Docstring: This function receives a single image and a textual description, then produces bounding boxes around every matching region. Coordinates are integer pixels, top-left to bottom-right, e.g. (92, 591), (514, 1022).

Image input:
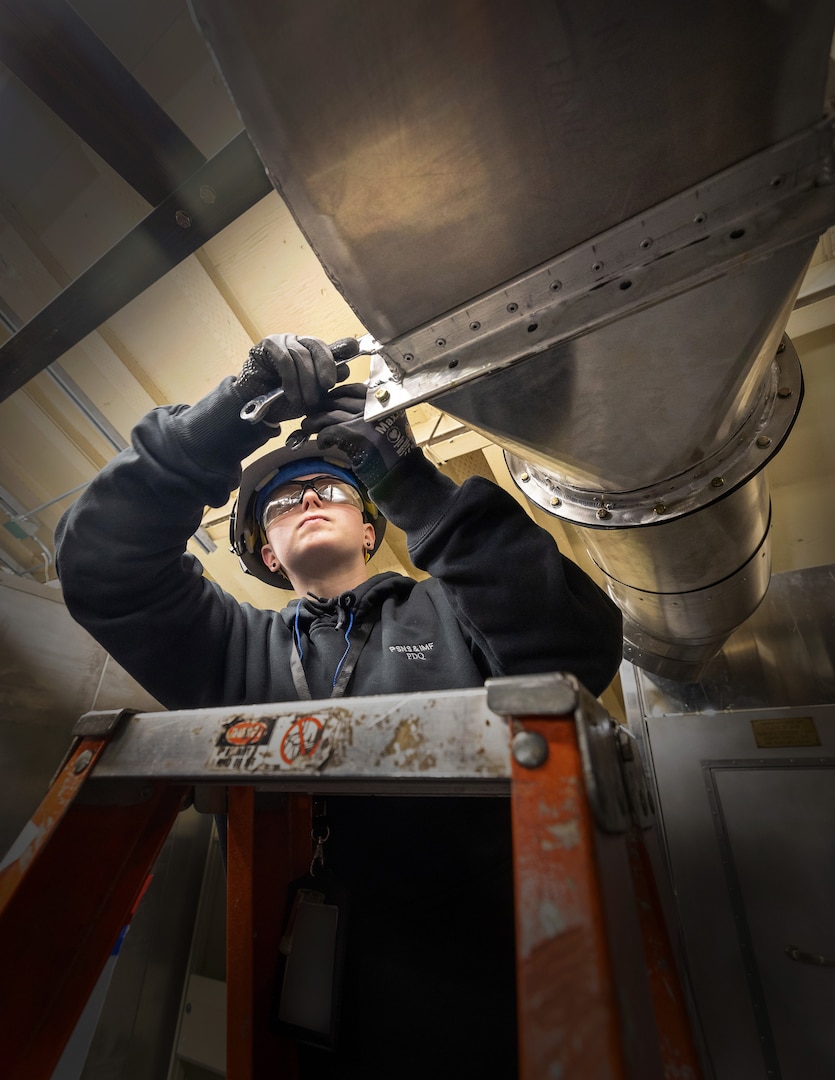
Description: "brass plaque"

(751, 716), (821, 749)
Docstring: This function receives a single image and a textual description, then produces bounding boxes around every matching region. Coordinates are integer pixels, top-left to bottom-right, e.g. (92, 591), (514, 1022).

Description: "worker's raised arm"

(296, 386), (624, 696)
(54, 336), (345, 708)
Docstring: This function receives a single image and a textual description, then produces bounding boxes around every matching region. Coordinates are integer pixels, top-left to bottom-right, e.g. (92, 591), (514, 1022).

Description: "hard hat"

(229, 442), (386, 589)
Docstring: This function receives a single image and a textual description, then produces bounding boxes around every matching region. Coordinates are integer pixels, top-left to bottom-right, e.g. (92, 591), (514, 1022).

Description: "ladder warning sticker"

(279, 716), (324, 764)
(210, 716), (277, 772)
(206, 714), (331, 772)
(222, 718), (274, 746)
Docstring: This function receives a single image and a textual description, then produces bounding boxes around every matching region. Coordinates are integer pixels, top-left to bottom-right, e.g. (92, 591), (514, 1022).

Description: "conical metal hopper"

(190, 0), (835, 679)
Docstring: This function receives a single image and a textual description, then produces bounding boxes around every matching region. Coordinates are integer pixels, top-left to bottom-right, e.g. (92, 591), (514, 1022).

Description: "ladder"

(0, 672), (705, 1079)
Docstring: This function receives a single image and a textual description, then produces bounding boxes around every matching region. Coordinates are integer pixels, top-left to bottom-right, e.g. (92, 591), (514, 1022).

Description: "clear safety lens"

(261, 476), (364, 526)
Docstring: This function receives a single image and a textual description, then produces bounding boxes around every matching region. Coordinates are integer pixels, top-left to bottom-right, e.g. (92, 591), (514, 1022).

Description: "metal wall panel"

(0, 574), (161, 855)
(630, 565), (835, 715)
(0, 575), (210, 1079)
(622, 565), (835, 1079)
(630, 707), (835, 1080)
(711, 764), (835, 1078)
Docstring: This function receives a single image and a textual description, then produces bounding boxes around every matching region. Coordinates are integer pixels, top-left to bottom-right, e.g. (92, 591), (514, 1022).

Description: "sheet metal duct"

(190, 0), (835, 680)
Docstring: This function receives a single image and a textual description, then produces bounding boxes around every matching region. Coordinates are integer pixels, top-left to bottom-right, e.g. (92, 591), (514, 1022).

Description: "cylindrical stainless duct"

(440, 300), (803, 678)
(188, 0), (833, 681)
(495, 340), (803, 681)
(582, 479), (773, 679)
(434, 243), (810, 501)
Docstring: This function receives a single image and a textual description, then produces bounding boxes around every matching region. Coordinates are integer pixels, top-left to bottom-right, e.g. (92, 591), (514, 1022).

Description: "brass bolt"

(520, 473), (530, 483)
(596, 507), (610, 520)
(710, 476), (725, 488)
(777, 386), (792, 398)
(550, 496), (561, 507)
(374, 387), (391, 404)
(756, 435), (772, 448)
(653, 502), (667, 514)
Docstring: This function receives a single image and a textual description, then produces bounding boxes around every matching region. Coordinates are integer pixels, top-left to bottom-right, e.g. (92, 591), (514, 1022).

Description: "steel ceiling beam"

(0, 0), (269, 404)
(0, 0), (205, 204)
(0, 130), (273, 402)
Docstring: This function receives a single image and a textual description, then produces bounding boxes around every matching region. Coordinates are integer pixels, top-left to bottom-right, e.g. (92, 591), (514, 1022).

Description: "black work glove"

(294, 383), (418, 489)
(233, 334), (350, 427)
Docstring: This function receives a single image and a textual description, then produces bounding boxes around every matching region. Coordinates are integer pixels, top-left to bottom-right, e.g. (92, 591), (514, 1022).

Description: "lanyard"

(289, 608), (379, 701)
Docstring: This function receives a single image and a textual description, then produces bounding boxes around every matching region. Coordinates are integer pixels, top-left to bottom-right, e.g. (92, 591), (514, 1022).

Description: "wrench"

(240, 334), (382, 424)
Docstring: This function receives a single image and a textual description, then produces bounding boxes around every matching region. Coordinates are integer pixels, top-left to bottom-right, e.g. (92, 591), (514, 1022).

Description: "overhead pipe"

(188, 0), (835, 680)
(431, 249), (810, 681)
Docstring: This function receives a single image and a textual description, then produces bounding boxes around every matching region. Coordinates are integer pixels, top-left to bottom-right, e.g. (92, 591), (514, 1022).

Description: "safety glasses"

(261, 475), (364, 526)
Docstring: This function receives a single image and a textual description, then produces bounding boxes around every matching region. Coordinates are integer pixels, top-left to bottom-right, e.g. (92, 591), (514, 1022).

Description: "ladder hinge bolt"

(512, 730), (549, 769)
(73, 750), (94, 775)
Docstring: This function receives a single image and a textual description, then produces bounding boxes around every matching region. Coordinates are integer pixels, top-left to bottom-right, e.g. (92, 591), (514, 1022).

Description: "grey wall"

(0, 573), (163, 855)
(0, 574), (213, 1078)
(622, 565), (835, 1080)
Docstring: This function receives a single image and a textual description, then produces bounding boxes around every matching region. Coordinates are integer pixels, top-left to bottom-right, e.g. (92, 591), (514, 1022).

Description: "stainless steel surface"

(361, 123), (831, 415)
(493, 326), (796, 680)
(356, 333), (384, 359)
(189, 0), (835, 675)
(627, 564), (835, 713)
(88, 686), (513, 794)
(557, 473), (771, 597)
(189, 0), (835, 339)
(451, 313), (803, 673)
(239, 383), (289, 424)
(592, 476), (773, 677)
(83, 679), (631, 799)
(486, 671), (578, 715)
(500, 334), (803, 520)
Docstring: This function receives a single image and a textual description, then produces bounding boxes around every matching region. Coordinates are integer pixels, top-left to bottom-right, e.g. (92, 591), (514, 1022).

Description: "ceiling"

(1, 0), (834, 632)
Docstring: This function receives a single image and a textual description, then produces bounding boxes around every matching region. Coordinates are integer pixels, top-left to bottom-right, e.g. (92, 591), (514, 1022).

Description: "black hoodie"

(55, 377), (623, 1078)
(55, 379), (621, 709)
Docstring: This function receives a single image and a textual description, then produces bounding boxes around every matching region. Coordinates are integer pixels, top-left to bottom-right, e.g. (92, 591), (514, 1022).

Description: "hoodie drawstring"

(332, 609), (355, 689)
(289, 595), (379, 702)
(293, 598), (305, 663)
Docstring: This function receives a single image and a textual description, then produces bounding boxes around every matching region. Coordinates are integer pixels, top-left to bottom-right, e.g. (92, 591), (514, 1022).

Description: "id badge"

(271, 872), (348, 1049)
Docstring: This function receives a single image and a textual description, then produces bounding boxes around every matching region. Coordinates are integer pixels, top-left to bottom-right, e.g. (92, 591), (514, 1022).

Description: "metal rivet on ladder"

(73, 750), (94, 774)
(511, 730), (549, 769)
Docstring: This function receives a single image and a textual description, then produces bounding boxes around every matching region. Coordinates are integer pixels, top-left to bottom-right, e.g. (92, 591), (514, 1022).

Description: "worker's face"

(260, 473), (375, 580)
